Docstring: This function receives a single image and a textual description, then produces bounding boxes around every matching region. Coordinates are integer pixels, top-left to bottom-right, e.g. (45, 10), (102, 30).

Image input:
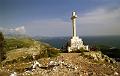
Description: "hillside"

(0, 37), (120, 76)
(0, 36), (60, 74)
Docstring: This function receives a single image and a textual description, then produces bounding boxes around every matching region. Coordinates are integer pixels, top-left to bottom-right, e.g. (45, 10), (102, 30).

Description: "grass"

(1, 37), (60, 65)
(4, 38), (34, 51)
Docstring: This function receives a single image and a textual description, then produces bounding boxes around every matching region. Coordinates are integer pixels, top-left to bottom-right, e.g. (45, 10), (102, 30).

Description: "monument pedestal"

(68, 36), (88, 52)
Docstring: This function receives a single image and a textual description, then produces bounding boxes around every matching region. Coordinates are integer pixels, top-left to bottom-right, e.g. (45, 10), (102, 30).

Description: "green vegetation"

(4, 38), (34, 51)
(1, 36), (60, 64)
(0, 32), (6, 62)
(47, 48), (60, 57)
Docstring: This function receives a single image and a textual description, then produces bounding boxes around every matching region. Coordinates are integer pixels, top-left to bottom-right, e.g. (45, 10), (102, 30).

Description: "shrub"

(0, 32), (6, 62)
(70, 48), (88, 53)
(47, 48), (59, 57)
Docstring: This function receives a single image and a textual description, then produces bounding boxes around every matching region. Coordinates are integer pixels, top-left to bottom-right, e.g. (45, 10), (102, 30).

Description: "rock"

(32, 61), (42, 69)
(82, 51), (116, 63)
(114, 71), (119, 76)
(10, 72), (17, 76)
(52, 66), (58, 71)
(48, 61), (57, 66)
(25, 61), (42, 72)
(74, 66), (78, 70)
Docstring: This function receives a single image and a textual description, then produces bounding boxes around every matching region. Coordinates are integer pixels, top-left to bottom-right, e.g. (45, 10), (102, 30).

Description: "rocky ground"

(0, 53), (120, 76)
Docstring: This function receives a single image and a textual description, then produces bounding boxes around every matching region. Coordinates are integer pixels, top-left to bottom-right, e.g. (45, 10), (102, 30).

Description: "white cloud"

(79, 8), (120, 24)
(0, 26), (26, 35)
(15, 26), (26, 34)
(25, 7), (120, 36)
(25, 19), (71, 36)
(77, 7), (120, 36)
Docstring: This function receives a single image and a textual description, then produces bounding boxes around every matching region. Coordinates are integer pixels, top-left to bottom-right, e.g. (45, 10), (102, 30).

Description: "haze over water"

(35, 36), (120, 49)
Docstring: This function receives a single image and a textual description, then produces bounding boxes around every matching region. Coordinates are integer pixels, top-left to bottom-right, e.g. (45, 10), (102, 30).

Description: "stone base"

(67, 36), (88, 52)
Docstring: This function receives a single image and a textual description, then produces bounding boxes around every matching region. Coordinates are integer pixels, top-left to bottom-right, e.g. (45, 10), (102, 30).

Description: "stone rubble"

(10, 72), (17, 76)
(82, 51), (116, 63)
(114, 71), (119, 76)
(0, 53), (120, 76)
(22, 59), (79, 76)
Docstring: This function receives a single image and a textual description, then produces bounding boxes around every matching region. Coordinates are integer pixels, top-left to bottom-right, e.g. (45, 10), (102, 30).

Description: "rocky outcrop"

(81, 51), (116, 63)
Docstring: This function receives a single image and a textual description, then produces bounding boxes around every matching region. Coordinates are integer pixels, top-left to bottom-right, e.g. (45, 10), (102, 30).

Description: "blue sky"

(0, 0), (120, 36)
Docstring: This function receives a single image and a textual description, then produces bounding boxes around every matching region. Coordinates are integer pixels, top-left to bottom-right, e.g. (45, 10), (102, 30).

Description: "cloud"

(24, 7), (120, 36)
(25, 19), (71, 36)
(77, 7), (120, 36)
(14, 26), (26, 34)
(0, 26), (26, 35)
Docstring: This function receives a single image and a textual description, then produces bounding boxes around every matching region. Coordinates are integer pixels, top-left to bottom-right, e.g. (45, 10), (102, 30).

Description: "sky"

(0, 0), (120, 37)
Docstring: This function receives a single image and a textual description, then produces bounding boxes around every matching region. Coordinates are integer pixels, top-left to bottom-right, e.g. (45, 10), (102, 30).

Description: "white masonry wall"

(68, 36), (88, 52)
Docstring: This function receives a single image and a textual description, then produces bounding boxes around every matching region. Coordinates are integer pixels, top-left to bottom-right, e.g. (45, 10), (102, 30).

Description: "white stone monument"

(67, 11), (88, 52)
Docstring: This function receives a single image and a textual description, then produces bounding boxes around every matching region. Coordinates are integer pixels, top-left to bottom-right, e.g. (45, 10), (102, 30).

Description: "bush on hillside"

(70, 48), (88, 53)
(0, 32), (6, 62)
(47, 48), (59, 57)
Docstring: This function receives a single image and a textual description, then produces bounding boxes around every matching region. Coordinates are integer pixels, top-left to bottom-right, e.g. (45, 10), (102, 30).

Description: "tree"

(0, 32), (6, 62)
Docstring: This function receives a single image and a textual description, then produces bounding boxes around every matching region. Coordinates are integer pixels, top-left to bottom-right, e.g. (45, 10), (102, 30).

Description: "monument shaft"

(71, 12), (77, 37)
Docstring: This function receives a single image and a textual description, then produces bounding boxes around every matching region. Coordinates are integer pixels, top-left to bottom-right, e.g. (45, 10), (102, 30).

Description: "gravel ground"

(0, 53), (120, 76)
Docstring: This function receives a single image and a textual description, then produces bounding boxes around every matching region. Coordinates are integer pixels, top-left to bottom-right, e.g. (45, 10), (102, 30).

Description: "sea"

(34, 36), (120, 49)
